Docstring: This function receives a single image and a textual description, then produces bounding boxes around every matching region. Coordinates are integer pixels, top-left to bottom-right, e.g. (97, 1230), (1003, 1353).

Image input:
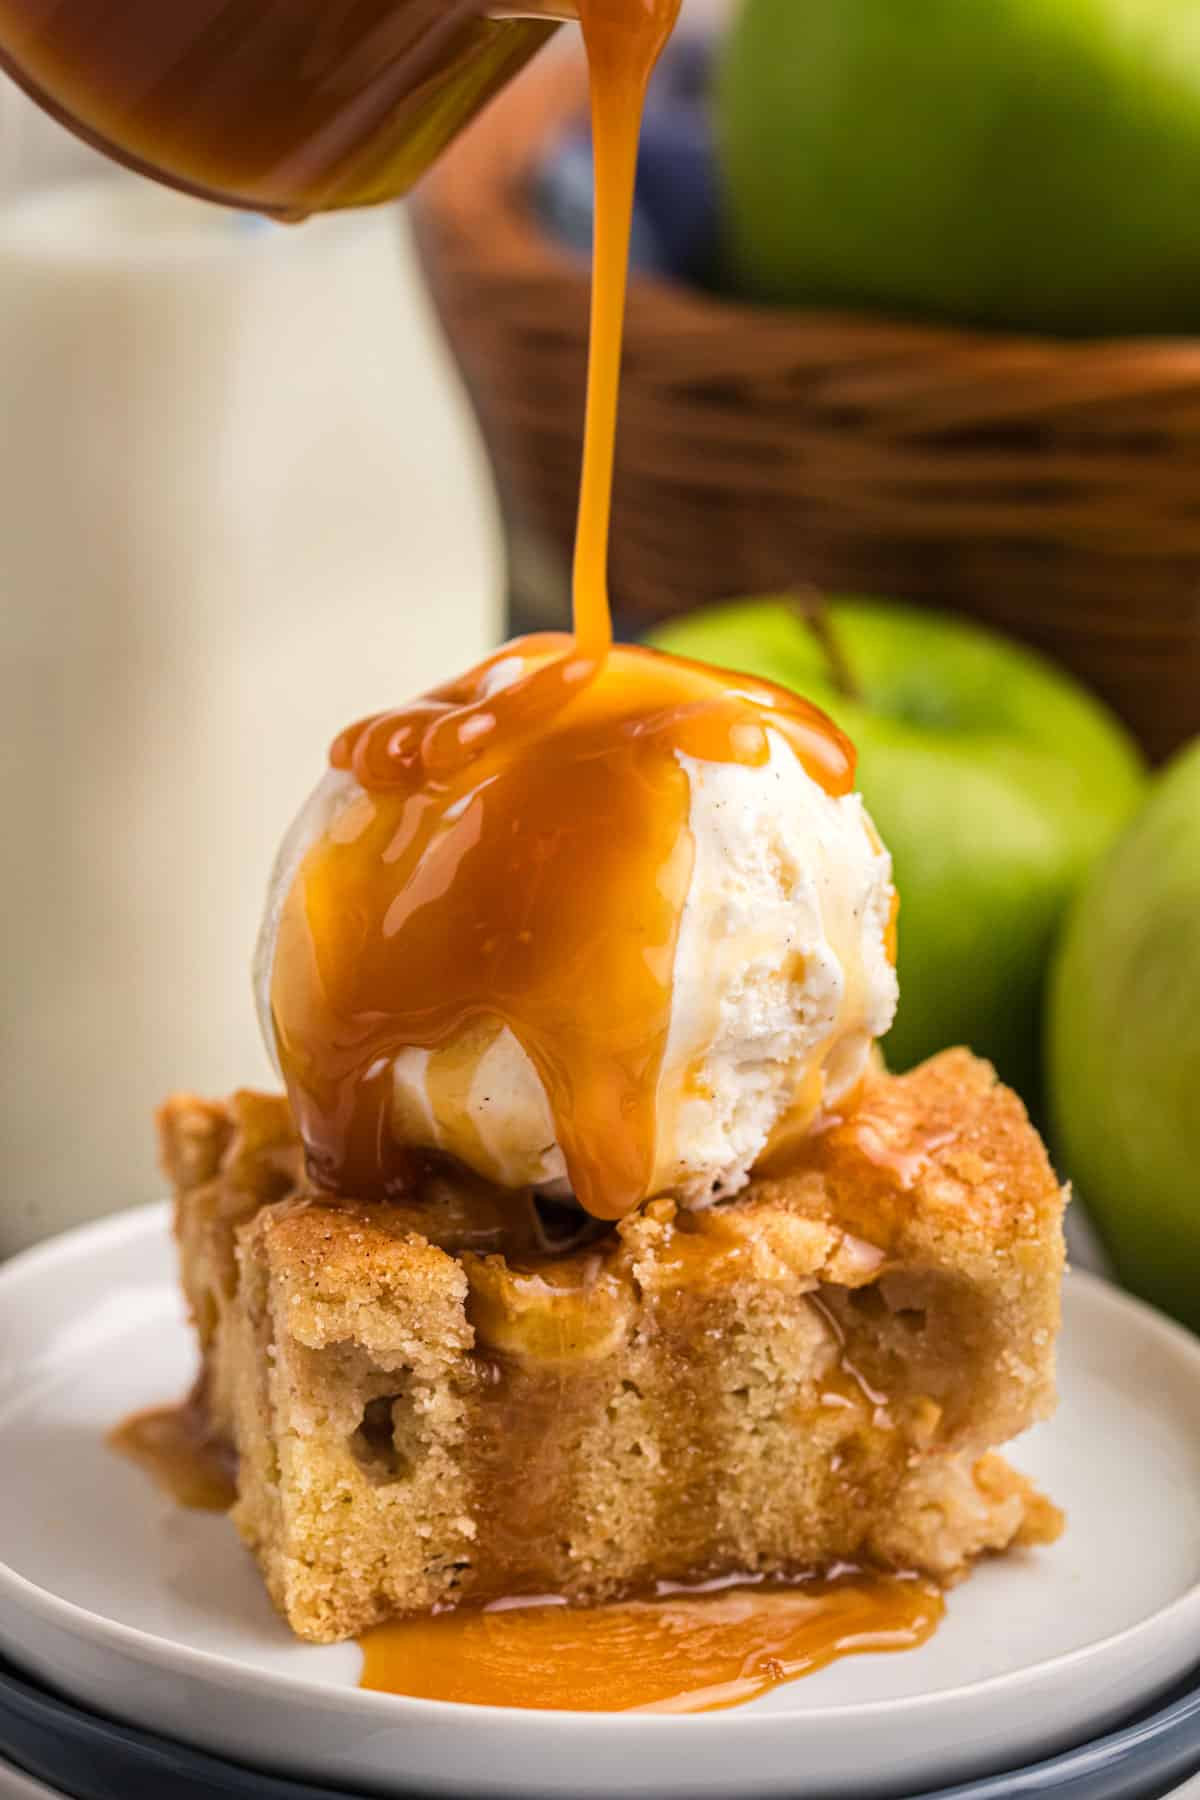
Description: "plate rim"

(2, 1641), (1200, 1800)
(2, 1200), (1199, 1735)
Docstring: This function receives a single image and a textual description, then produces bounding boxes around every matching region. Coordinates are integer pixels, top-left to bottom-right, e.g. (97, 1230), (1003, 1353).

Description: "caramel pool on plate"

(359, 1574), (944, 1712)
(108, 1399), (235, 1513)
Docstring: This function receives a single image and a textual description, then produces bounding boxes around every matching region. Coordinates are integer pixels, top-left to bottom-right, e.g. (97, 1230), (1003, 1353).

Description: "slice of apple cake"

(159, 1048), (1065, 1644)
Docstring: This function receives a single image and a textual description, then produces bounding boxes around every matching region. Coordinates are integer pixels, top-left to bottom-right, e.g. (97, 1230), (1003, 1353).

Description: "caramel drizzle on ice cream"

(272, 640), (852, 1219)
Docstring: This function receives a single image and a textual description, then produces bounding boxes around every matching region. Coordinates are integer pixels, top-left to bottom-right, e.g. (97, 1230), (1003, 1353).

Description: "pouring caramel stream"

(572, 0), (679, 656)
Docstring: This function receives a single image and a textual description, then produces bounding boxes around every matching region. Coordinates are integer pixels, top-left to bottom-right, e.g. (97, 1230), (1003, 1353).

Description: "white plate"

(0, 1205), (1198, 1800)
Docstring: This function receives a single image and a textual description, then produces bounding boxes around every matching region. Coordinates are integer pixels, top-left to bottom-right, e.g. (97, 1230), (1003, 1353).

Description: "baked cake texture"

(160, 1049), (1066, 1645)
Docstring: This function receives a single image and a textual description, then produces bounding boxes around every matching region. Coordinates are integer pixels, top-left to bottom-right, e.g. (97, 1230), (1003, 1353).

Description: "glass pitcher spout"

(0, 0), (574, 218)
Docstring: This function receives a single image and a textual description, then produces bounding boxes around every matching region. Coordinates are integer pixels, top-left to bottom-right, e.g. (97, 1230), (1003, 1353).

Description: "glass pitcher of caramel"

(0, 0), (574, 218)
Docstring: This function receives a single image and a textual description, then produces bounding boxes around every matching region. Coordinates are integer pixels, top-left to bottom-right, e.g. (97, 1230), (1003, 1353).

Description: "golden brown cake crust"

(159, 1050), (1066, 1644)
(753, 1047), (1066, 1257)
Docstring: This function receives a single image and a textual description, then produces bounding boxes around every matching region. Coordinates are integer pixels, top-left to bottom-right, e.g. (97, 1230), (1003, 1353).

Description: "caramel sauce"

(359, 1574), (944, 1712)
(572, 0), (678, 658)
(272, 639), (853, 1219)
(109, 1398), (235, 1512)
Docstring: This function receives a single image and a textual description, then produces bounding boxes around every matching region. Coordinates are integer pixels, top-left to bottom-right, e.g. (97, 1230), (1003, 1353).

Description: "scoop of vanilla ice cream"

(255, 728), (898, 1210)
(654, 733), (896, 1204)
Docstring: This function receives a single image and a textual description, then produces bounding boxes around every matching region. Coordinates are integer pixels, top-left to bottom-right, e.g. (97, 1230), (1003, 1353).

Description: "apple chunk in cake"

(160, 1049), (1065, 1645)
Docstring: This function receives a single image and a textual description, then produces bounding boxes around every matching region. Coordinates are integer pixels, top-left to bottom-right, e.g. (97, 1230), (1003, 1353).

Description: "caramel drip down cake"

(160, 1048), (1065, 1645)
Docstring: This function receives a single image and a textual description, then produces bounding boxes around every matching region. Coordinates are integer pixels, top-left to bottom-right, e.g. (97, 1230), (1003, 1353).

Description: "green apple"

(719, 0), (1200, 335)
(1048, 742), (1200, 1329)
(649, 596), (1146, 1099)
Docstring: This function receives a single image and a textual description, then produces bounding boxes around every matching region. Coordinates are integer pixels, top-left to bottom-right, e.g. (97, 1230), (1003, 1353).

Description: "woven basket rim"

(420, 48), (1200, 373)
(414, 49), (1200, 763)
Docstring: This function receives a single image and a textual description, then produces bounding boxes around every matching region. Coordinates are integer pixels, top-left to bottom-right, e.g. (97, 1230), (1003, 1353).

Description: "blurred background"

(0, 0), (1195, 1331)
(0, 82), (506, 1250)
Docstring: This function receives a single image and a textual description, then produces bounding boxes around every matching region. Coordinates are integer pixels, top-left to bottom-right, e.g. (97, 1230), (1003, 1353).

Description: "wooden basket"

(414, 54), (1200, 762)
